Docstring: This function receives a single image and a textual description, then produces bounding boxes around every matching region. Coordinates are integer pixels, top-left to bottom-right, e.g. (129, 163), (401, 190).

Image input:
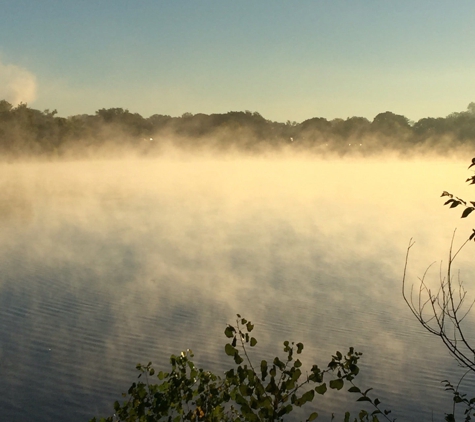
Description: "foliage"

(443, 376), (475, 422)
(441, 158), (475, 239)
(90, 315), (393, 422)
(4, 99), (475, 158)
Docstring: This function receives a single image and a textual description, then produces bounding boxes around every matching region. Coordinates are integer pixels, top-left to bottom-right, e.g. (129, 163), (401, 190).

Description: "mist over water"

(1, 154), (475, 421)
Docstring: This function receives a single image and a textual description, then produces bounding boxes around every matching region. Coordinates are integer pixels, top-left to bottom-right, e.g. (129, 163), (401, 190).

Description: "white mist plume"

(0, 59), (37, 105)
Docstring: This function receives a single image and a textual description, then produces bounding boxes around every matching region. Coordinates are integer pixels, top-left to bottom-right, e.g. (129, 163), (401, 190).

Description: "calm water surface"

(1, 156), (475, 421)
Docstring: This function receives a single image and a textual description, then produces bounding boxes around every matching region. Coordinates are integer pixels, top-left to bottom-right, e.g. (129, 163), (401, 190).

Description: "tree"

(91, 315), (393, 422)
(412, 117), (448, 139)
(0, 99), (13, 113)
(371, 112), (410, 136)
(402, 158), (475, 421)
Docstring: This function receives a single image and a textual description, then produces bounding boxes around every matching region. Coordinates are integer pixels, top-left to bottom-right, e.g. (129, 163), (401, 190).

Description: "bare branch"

(402, 235), (475, 372)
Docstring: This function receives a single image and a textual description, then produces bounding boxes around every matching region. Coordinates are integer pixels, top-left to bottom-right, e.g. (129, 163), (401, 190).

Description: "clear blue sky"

(1, 1), (474, 122)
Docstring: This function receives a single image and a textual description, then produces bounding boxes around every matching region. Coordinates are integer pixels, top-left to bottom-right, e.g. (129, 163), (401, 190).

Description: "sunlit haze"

(3, 3), (475, 421)
(2, 1), (475, 121)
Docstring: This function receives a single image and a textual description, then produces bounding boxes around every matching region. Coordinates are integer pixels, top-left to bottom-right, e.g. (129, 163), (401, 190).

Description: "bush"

(90, 315), (392, 422)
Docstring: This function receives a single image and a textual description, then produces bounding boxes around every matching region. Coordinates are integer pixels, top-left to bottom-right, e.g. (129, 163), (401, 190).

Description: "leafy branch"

(91, 315), (393, 421)
(441, 157), (475, 239)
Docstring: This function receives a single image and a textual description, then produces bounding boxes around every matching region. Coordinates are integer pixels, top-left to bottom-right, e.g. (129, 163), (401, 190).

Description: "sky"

(1, 1), (475, 123)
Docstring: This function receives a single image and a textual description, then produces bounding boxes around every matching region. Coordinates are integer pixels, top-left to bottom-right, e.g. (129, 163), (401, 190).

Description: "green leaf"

(273, 357), (285, 370)
(300, 389), (315, 405)
(239, 383), (252, 397)
(250, 337), (257, 347)
(260, 360), (268, 380)
(358, 410), (368, 419)
(225, 344), (236, 356)
(225, 326), (235, 338)
(315, 383), (327, 395)
(297, 343), (304, 354)
(270, 366), (277, 377)
(307, 412), (318, 421)
(278, 404), (293, 417)
(285, 379), (296, 390)
(235, 394), (247, 406)
(246, 322), (254, 332)
(329, 379), (344, 390)
(348, 386), (361, 393)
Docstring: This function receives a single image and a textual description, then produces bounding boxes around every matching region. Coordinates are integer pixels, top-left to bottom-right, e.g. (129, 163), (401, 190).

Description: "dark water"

(1, 157), (475, 421)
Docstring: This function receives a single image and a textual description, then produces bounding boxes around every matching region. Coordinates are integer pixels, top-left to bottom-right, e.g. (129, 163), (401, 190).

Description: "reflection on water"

(1, 156), (475, 421)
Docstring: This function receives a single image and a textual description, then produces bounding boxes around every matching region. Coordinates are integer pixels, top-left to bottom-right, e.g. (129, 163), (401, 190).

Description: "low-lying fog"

(1, 154), (474, 421)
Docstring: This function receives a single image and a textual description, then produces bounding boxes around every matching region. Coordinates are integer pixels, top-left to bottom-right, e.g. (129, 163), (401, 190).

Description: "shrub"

(91, 315), (392, 422)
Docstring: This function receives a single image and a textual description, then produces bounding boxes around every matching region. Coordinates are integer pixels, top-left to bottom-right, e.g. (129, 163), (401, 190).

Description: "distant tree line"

(2, 99), (475, 158)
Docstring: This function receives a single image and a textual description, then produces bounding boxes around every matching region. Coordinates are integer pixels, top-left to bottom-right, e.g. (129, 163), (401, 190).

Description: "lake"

(1, 154), (475, 421)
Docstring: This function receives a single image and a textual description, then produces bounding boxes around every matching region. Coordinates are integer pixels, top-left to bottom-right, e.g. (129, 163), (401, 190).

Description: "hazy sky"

(1, 1), (475, 122)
